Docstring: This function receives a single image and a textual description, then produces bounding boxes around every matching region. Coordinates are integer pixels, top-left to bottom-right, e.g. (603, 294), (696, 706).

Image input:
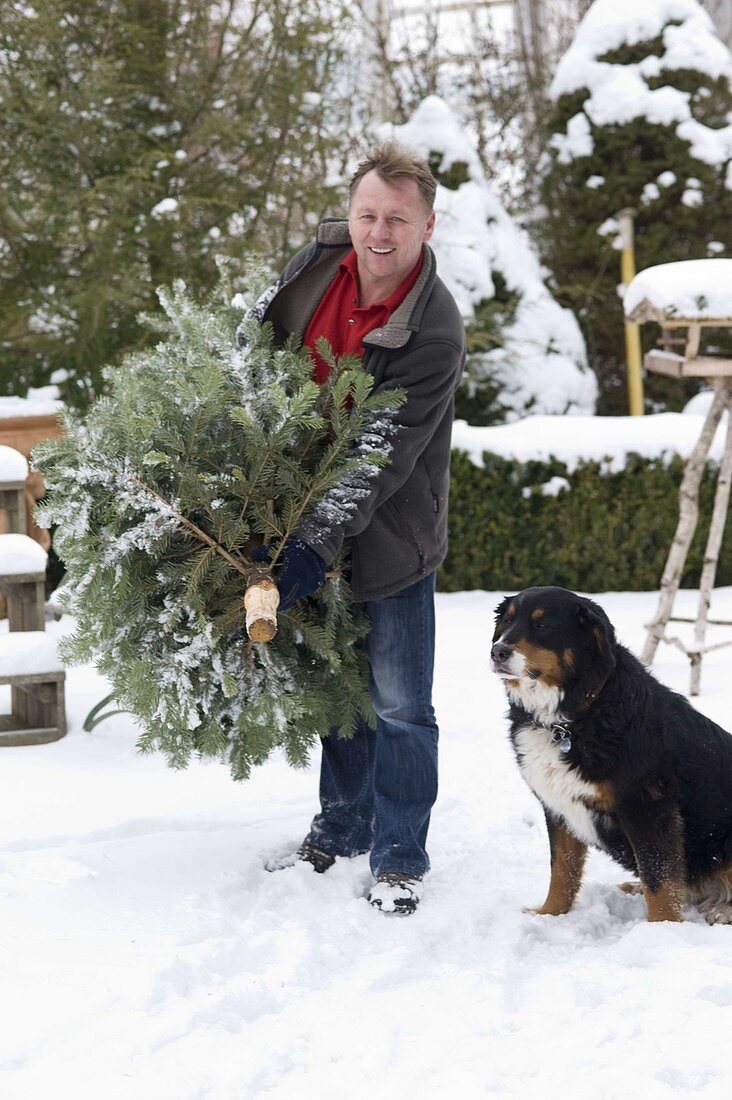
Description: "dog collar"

(549, 722), (573, 754)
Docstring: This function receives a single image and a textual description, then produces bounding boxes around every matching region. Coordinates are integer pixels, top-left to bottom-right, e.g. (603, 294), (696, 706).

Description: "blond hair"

(349, 142), (437, 211)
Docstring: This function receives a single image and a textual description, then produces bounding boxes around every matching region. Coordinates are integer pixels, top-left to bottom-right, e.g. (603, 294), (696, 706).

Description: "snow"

(452, 408), (728, 472)
(380, 96), (597, 420)
(2, 591), (732, 1097)
(150, 198), (180, 218)
(550, 0), (732, 177)
(0, 387), (63, 419)
(0, 445), (28, 482)
(681, 187), (705, 207)
(624, 259), (732, 320)
(0, 533), (47, 575)
(549, 110), (594, 163)
(641, 181), (661, 203)
(0, 631), (62, 677)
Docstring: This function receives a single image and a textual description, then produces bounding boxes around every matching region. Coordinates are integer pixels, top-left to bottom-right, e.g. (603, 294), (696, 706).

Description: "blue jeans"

(305, 572), (438, 879)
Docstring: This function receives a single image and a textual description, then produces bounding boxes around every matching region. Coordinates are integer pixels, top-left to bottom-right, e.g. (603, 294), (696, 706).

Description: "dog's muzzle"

(491, 640), (524, 678)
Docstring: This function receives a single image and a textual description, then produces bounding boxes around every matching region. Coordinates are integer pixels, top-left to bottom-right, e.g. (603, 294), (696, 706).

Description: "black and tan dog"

(491, 586), (732, 924)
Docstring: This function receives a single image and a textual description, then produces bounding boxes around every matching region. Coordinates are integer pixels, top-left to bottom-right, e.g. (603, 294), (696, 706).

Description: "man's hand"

(249, 537), (326, 611)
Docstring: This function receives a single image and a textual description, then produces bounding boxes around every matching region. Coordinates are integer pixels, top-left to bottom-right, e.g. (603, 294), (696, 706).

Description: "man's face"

(348, 170), (435, 299)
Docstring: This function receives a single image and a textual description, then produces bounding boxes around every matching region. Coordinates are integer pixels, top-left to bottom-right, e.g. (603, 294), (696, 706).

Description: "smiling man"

(248, 143), (465, 915)
(348, 169), (435, 304)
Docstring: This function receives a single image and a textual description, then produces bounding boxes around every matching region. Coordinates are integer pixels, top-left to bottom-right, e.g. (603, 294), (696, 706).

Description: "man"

(250, 142), (465, 914)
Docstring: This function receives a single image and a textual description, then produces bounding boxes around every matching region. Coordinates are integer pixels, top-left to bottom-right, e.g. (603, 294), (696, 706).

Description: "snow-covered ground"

(2, 588), (732, 1099)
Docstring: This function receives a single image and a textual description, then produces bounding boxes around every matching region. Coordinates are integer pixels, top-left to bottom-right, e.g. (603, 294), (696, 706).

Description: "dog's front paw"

(616, 880), (642, 895)
(702, 903), (732, 926)
(522, 904), (568, 917)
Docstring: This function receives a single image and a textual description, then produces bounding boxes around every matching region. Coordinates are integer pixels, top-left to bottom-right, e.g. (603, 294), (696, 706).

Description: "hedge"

(440, 449), (732, 593)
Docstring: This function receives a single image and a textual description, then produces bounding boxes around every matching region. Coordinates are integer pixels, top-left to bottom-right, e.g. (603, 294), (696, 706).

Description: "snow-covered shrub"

(380, 96), (597, 424)
(541, 0), (732, 414)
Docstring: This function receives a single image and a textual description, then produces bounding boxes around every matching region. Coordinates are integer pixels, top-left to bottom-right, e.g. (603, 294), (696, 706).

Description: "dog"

(491, 586), (732, 924)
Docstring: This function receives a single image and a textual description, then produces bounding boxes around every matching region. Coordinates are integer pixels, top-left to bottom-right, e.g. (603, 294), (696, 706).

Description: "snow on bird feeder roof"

(0, 533), (48, 575)
(624, 259), (732, 324)
(0, 445), (29, 482)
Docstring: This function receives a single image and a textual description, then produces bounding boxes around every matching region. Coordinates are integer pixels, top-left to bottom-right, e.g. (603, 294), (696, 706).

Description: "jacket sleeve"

(299, 334), (464, 565)
(235, 244), (314, 344)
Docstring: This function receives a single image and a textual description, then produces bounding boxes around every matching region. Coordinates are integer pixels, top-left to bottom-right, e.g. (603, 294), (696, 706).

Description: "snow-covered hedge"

(443, 408), (732, 592)
(451, 405), (729, 472)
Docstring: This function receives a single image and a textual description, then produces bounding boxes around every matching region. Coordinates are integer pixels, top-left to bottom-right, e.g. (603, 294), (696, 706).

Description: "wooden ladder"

(640, 329), (732, 694)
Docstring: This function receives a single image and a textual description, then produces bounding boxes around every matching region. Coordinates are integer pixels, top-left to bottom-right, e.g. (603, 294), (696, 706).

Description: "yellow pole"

(617, 207), (644, 415)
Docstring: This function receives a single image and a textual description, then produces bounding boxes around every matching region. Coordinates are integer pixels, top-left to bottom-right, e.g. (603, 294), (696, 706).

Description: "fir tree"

(34, 269), (404, 781)
(541, 0), (732, 414)
(0, 0), (352, 407)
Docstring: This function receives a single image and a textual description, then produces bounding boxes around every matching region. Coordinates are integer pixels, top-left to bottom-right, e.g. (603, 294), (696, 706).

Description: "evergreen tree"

(34, 270), (404, 781)
(382, 96), (595, 424)
(541, 0), (732, 414)
(0, 0), (351, 408)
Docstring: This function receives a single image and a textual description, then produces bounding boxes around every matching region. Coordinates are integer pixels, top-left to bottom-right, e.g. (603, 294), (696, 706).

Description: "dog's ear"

(564, 598), (617, 717)
(576, 598), (616, 651)
(493, 595), (514, 641)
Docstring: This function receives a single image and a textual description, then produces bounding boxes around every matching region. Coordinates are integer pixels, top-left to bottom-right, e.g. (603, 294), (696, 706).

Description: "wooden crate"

(0, 672), (66, 746)
(0, 533), (48, 630)
(0, 632), (66, 745)
(0, 481), (26, 535)
(0, 412), (63, 548)
(0, 573), (46, 632)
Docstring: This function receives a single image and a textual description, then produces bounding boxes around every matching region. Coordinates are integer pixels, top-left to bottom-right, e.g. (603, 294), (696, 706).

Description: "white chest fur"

(514, 723), (602, 846)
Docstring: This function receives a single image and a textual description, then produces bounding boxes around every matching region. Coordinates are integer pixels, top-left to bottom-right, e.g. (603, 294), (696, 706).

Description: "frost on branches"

(34, 276), (404, 781)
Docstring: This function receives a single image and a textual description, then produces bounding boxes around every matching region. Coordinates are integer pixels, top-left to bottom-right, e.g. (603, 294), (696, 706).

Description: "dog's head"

(492, 587), (616, 717)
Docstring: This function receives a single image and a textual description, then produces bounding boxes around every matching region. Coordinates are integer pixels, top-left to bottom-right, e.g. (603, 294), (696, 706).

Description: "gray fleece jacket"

(259, 218), (465, 602)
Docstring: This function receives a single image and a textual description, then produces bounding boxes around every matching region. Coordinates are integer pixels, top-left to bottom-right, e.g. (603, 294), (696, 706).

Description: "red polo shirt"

(304, 249), (423, 383)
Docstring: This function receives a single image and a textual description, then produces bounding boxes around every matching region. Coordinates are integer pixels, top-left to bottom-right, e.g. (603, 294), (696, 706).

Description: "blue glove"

(249, 537), (326, 611)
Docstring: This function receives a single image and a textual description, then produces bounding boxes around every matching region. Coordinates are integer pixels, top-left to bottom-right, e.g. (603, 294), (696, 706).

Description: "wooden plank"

(0, 712), (66, 746)
(652, 317), (732, 328)
(644, 350), (684, 377)
(0, 671), (64, 687)
(0, 571), (46, 584)
(0, 675), (67, 745)
(2, 578), (46, 631)
(626, 299), (732, 326)
(645, 350), (732, 378)
(686, 323), (701, 360)
(674, 361), (732, 378)
(0, 486), (27, 535)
